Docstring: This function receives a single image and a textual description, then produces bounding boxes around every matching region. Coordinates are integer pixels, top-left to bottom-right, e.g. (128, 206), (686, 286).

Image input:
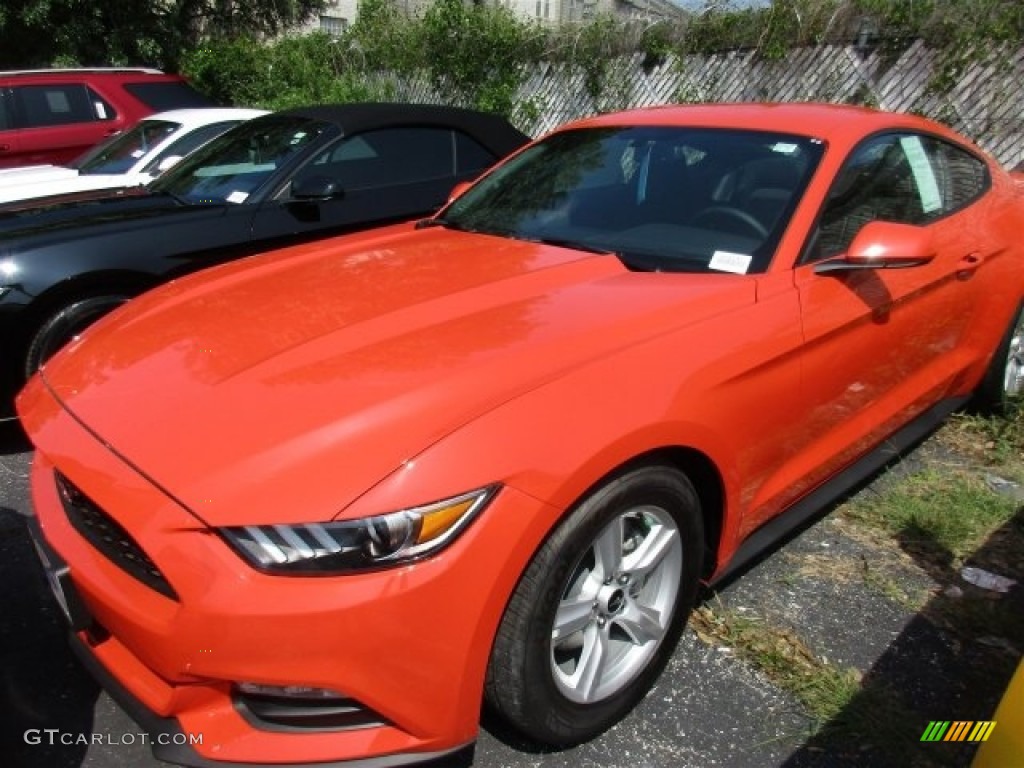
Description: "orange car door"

(787, 132), (993, 498)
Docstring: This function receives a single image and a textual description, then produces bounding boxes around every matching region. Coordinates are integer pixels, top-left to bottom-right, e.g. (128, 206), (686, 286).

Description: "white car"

(0, 107), (267, 204)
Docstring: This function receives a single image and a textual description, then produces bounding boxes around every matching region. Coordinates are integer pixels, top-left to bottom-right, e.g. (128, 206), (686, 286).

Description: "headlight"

(219, 485), (498, 574)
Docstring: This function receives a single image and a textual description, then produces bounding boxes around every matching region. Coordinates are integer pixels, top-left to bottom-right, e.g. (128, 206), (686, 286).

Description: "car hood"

(0, 173), (145, 205)
(39, 227), (756, 526)
(0, 188), (187, 233)
(0, 164), (76, 187)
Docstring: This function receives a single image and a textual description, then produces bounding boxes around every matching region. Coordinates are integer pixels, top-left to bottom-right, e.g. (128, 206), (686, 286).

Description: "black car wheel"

(485, 464), (704, 747)
(25, 295), (129, 378)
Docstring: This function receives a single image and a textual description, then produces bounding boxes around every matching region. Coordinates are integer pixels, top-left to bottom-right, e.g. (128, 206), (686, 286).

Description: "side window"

(291, 127), (457, 195)
(142, 120), (241, 174)
(920, 136), (989, 212)
(0, 89), (11, 130)
(13, 84), (100, 128)
(806, 132), (990, 262)
(85, 87), (117, 122)
(454, 131), (498, 174)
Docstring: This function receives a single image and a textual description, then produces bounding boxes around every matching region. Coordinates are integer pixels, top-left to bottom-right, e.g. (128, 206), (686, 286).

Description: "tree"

(0, 0), (326, 71)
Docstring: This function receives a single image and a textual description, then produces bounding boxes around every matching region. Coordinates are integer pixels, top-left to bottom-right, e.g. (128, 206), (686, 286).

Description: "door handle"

(956, 252), (985, 279)
(0, 144), (10, 151)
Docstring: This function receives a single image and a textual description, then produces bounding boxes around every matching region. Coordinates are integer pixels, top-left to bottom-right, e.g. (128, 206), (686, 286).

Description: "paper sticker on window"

(226, 190), (249, 204)
(94, 101), (107, 119)
(709, 250), (752, 274)
(771, 142), (799, 155)
(45, 90), (71, 114)
(900, 136), (942, 214)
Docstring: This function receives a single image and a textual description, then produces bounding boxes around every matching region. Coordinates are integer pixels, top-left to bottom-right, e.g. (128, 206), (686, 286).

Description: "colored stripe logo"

(920, 721), (996, 742)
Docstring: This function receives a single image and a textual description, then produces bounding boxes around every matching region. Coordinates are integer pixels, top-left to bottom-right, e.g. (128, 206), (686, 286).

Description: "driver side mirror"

(814, 220), (935, 274)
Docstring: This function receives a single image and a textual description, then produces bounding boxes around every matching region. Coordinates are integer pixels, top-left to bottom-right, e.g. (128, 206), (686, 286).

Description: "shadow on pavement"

(781, 508), (1024, 768)
(0, 507), (100, 768)
(0, 419), (29, 456)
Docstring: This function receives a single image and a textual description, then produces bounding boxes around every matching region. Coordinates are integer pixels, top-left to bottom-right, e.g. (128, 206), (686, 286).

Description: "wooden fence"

(371, 40), (1024, 167)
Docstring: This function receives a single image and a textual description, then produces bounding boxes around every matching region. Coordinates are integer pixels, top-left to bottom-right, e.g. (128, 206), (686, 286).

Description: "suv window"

(805, 132), (991, 262)
(122, 82), (213, 111)
(14, 83), (113, 128)
(0, 90), (11, 130)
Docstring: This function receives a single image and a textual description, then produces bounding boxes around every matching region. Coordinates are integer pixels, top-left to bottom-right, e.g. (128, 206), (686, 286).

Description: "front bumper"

(30, 516), (470, 768)
(20, 380), (557, 766)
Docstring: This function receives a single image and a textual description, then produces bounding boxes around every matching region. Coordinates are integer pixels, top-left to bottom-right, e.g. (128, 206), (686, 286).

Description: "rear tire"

(24, 295), (128, 378)
(485, 465), (703, 747)
(972, 301), (1024, 416)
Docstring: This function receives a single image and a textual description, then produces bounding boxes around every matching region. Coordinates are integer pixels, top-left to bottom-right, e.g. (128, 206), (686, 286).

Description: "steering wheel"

(690, 206), (768, 239)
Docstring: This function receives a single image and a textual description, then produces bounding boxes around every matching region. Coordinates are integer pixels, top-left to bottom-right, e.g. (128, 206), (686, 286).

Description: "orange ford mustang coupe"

(18, 103), (1024, 767)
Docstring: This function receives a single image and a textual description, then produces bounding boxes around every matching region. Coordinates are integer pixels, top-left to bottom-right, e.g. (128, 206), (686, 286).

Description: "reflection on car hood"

(0, 188), (181, 235)
(0, 164), (77, 188)
(0, 173), (149, 206)
(40, 227), (756, 526)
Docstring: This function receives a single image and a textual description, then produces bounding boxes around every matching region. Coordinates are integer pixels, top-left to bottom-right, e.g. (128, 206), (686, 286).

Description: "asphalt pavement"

(1, 420), (1013, 768)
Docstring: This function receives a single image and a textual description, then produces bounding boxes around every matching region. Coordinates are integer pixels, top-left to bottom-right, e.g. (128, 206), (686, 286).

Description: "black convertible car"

(0, 103), (529, 417)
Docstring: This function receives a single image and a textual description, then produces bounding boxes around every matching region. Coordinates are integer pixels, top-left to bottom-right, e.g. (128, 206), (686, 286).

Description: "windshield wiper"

(415, 216), (455, 230)
(415, 216), (486, 234)
(520, 235), (619, 257)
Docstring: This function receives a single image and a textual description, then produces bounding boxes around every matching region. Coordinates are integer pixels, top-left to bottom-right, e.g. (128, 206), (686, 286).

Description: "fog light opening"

(233, 683), (390, 732)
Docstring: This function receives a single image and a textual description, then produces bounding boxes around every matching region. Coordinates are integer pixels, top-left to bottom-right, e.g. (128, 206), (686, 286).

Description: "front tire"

(485, 465), (704, 747)
(24, 295), (128, 378)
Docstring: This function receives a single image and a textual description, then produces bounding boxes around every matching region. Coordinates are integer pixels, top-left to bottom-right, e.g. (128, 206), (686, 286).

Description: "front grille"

(233, 690), (389, 732)
(55, 471), (178, 600)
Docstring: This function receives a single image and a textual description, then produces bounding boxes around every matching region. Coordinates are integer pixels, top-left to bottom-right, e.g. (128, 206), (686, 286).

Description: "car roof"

(140, 107), (269, 126)
(566, 102), (974, 154)
(0, 67), (166, 77)
(273, 102), (530, 155)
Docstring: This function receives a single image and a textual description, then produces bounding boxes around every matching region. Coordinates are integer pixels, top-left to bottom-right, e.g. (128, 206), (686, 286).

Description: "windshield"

(442, 126), (825, 274)
(72, 120), (179, 175)
(149, 116), (332, 204)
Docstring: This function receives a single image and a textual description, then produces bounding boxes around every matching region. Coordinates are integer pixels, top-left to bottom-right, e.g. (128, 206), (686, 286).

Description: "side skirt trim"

(709, 395), (969, 589)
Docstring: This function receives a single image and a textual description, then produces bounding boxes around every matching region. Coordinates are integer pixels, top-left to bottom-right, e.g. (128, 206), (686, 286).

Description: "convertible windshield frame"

(441, 125), (825, 274)
(148, 115), (336, 205)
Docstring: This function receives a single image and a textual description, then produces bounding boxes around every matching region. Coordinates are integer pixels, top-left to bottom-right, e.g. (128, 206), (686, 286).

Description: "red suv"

(0, 68), (212, 168)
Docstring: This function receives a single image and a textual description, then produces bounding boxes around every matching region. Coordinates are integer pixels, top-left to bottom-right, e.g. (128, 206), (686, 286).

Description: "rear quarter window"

(0, 90), (11, 130)
(122, 82), (212, 111)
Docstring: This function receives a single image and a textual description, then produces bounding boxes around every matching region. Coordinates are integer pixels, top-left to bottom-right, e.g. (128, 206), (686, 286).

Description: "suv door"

(8, 83), (119, 166)
(0, 88), (22, 167)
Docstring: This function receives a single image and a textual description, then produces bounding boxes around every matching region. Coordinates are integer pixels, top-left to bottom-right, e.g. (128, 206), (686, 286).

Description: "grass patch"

(840, 468), (1018, 569)
(690, 603), (943, 763)
(787, 551), (929, 611)
(938, 410), (1024, 469)
(691, 604), (860, 725)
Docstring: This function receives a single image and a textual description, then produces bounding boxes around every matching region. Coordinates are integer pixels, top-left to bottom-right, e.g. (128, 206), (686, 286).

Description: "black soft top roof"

(275, 102), (530, 156)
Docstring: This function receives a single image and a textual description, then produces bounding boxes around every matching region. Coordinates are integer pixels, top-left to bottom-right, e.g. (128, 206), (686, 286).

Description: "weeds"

(840, 468), (1018, 568)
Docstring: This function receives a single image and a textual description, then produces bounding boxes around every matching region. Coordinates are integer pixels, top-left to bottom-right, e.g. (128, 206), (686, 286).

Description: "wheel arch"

(21, 269), (159, 330)
(13, 269), (160, 382)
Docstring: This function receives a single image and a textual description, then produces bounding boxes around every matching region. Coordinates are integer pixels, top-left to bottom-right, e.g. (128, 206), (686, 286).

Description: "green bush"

(178, 0), (1024, 118)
